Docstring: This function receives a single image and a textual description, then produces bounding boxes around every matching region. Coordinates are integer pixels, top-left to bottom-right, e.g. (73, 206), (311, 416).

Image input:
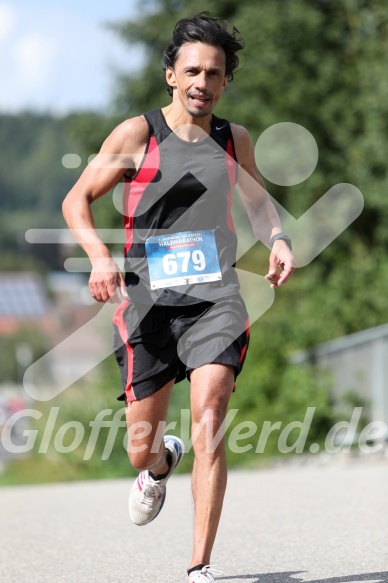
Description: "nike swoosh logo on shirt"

(216, 125), (227, 130)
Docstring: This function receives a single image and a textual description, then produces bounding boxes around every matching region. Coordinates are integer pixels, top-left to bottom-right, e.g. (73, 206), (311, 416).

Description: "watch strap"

(270, 232), (292, 251)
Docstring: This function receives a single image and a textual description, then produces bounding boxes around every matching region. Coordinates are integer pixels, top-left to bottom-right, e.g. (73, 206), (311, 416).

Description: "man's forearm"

(245, 196), (282, 247)
(62, 194), (111, 262)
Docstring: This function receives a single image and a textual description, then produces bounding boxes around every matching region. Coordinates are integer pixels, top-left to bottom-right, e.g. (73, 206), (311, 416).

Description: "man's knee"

(191, 398), (230, 456)
(127, 441), (165, 471)
(190, 366), (233, 453)
(126, 422), (166, 471)
(191, 375), (232, 425)
(192, 397), (229, 426)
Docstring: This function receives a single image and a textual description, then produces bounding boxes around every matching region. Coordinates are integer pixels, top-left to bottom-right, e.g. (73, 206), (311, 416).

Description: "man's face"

(166, 42), (228, 118)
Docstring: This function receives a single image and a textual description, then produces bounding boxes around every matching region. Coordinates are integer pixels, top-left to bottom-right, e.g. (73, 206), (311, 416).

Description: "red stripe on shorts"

(239, 317), (251, 363)
(113, 300), (136, 402)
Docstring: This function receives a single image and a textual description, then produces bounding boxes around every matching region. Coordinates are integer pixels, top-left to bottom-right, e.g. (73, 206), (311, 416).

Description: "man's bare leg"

(125, 379), (175, 474)
(188, 363), (235, 569)
(126, 378), (186, 526)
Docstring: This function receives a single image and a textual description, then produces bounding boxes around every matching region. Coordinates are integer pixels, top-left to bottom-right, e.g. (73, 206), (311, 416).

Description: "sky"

(0, 0), (145, 114)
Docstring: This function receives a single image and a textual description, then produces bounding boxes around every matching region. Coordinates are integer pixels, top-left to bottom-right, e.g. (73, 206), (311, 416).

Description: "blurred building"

(0, 271), (110, 399)
(0, 271), (111, 465)
(291, 324), (388, 435)
(46, 272), (110, 389)
(0, 272), (55, 335)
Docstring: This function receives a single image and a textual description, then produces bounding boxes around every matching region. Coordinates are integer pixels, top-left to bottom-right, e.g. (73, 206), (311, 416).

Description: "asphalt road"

(0, 461), (387, 583)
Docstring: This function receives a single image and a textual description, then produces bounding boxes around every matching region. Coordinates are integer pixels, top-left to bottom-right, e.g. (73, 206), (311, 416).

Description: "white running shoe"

(128, 435), (184, 526)
(187, 566), (223, 582)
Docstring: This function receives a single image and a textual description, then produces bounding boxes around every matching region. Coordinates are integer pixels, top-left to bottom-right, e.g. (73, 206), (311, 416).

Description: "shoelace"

(192, 565), (223, 581)
(141, 480), (164, 508)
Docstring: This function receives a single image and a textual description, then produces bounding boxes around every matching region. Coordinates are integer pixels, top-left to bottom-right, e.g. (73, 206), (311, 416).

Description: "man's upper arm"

(231, 123), (268, 210)
(65, 115), (149, 204)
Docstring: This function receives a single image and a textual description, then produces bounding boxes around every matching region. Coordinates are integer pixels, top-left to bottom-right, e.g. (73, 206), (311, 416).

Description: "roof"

(291, 322), (388, 364)
(0, 273), (52, 319)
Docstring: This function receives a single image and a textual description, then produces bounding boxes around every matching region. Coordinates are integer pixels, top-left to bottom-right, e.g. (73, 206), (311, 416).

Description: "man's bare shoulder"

(102, 115), (149, 153)
(230, 123), (254, 164)
(230, 123), (252, 145)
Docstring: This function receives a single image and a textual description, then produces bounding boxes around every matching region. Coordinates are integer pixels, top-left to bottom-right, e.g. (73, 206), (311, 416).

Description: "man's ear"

(166, 67), (177, 90)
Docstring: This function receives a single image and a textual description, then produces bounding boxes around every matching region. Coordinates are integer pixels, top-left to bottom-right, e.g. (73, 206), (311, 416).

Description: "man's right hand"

(89, 257), (128, 303)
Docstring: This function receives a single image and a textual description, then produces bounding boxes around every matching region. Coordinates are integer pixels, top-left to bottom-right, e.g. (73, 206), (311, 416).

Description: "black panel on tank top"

(136, 172), (207, 231)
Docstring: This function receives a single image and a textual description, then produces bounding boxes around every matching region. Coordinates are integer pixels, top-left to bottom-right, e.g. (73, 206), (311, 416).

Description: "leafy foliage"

(0, 113), (91, 270)
(0, 327), (49, 384)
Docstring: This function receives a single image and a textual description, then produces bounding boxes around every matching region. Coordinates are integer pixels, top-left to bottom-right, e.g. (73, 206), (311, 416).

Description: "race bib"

(145, 230), (222, 290)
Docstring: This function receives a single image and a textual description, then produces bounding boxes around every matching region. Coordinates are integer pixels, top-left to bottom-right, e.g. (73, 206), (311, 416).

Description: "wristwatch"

(270, 232), (292, 251)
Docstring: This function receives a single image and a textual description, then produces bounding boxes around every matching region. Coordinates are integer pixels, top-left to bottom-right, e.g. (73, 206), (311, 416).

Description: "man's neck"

(161, 103), (213, 142)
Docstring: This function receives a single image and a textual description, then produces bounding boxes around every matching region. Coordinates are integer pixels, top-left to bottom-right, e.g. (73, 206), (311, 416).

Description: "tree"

(0, 113), (90, 270)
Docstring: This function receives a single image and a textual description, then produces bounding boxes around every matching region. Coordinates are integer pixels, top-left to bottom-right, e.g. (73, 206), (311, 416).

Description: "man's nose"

(195, 71), (208, 90)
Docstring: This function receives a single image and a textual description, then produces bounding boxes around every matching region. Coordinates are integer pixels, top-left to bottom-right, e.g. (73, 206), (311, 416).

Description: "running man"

(62, 12), (295, 583)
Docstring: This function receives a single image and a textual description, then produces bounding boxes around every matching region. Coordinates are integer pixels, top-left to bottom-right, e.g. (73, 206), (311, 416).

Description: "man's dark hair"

(163, 12), (244, 96)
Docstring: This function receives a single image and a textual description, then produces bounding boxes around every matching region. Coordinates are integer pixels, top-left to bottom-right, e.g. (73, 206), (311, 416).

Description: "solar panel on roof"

(0, 275), (50, 318)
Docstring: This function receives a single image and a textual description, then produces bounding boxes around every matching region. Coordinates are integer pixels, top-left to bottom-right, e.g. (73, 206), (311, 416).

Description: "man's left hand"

(265, 240), (296, 288)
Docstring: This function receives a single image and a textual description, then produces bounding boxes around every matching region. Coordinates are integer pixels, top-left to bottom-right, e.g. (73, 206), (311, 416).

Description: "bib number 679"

(162, 250), (206, 275)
